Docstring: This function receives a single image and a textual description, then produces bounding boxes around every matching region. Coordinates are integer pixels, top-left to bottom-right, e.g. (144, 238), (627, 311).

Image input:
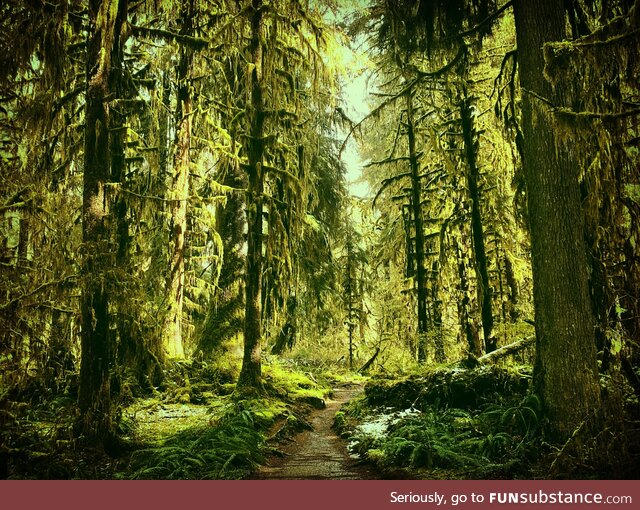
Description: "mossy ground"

(8, 357), (637, 479)
(336, 363), (640, 479)
(3, 356), (361, 479)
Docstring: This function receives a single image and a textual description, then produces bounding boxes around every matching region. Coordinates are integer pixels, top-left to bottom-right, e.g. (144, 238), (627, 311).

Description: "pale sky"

(333, 30), (375, 199)
(341, 70), (372, 198)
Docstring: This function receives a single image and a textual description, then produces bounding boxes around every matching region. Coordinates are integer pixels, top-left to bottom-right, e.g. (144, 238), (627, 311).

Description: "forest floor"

(4, 359), (639, 479)
(250, 385), (380, 480)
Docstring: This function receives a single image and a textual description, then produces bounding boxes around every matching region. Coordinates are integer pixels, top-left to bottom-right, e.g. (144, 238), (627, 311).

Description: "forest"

(0, 0), (639, 480)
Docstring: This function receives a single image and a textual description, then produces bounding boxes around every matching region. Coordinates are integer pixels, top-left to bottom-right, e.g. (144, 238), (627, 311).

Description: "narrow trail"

(251, 386), (379, 480)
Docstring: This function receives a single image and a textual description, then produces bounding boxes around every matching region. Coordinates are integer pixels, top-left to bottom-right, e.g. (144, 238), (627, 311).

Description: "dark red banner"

(2, 480), (639, 510)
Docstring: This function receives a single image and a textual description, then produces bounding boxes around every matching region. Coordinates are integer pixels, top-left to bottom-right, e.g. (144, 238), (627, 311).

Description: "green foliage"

(347, 395), (543, 477)
(342, 364), (543, 477)
(128, 410), (263, 480)
(262, 357), (330, 403)
(478, 393), (542, 439)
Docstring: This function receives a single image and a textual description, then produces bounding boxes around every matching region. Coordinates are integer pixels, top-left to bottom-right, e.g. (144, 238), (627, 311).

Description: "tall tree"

(237, 0), (267, 390)
(405, 92), (430, 362)
(513, 0), (601, 439)
(78, 0), (124, 442)
(163, 0), (196, 359)
(459, 91), (495, 352)
(234, 0), (333, 390)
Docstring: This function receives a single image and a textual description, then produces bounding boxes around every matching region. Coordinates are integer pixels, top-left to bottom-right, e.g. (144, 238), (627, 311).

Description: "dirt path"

(250, 386), (379, 480)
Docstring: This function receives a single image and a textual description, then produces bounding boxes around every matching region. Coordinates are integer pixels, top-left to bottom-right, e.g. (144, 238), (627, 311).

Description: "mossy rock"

(219, 383), (236, 395)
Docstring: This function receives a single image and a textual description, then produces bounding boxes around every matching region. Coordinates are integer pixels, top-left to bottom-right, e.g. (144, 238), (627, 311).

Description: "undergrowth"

(338, 365), (545, 478)
(3, 355), (338, 479)
(126, 409), (264, 479)
(117, 356), (335, 480)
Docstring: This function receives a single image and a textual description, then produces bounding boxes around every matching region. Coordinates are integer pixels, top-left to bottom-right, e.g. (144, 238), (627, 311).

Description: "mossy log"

(476, 335), (535, 364)
(364, 365), (531, 410)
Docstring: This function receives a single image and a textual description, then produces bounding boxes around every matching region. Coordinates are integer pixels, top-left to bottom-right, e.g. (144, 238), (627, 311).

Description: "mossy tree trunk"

(460, 93), (494, 353)
(503, 249), (519, 321)
(237, 0), (265, 391)
(78, 0), (122, 443)
(345, 227), (356, 369)
(405, 92), (429, 363)
(200, 162), (246, 353)
(163, 0), (195, 359)
(514, 0), (601, 441)
(456, 237), (482, 357)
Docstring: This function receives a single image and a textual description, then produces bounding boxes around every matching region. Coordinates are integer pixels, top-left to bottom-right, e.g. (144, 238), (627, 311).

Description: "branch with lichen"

(130, 24), (209, 49)
(522, 87), (640, 121)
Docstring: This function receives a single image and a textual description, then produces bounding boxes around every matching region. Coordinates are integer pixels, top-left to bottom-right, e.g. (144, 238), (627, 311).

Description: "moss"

(364, 365), (531, 410)
(319, 369), (368, 387)
(238, 398), (288, 430)
(366, 448), (385, 463)
(261, 357), (332, 404)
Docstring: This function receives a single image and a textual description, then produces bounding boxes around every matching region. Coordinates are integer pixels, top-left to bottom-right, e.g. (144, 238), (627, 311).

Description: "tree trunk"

(344, 228), (358, 369)
(503, 249), (519, 321)
(237, 1), (265, 391)
(200, 164), (245, 353)
(514, 0), (601, 441)
(460, 94), (494, 353)
(78, 0), (121, 443)
(456, 237), (481, 356)
(163, 0), (195, 359)
(46, 308), (74, 390)
(430, 264), (446, 362)
(406, 92), (429, 362)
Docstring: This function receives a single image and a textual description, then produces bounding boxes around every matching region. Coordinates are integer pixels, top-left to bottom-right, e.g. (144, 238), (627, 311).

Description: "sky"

(323, 2), (376, 199)
(341, 68), (373, 199)
(339, 44), (379, 199)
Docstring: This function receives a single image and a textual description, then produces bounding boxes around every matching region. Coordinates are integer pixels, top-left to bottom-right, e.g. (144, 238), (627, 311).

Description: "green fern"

(128, 410), (264, 480)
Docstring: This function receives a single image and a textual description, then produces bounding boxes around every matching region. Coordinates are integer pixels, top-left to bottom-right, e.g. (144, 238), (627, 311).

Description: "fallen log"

(477, 335), (535, 364)
(358, 347), (380, 373)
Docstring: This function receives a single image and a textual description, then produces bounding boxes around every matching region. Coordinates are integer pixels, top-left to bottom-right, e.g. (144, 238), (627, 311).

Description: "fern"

(128, 410), (265, 480)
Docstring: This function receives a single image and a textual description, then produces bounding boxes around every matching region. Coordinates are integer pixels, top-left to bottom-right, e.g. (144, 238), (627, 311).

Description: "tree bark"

(237, 0), (265, 391)
(430, 265), (446, 362)
(460, 93), (494, 353)
(406, 92), (429, 362)
(163, 0), (195, 359)
(503, 249), (519, 321)
(456, 237), (482, 356)
(514, 0), (601, 440)
(78, 0), (121, 443)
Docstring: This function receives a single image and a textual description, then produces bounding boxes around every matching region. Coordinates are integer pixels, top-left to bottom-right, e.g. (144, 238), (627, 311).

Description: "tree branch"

(340, 45), (467, 156)
(451, 1), (515, 40)
(364, 154), (421, 167)
(130, 24), (209, 49)
(0, 275), (78, 311)
(373, 172), (412, 208)
(522, 87), (640, 120)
